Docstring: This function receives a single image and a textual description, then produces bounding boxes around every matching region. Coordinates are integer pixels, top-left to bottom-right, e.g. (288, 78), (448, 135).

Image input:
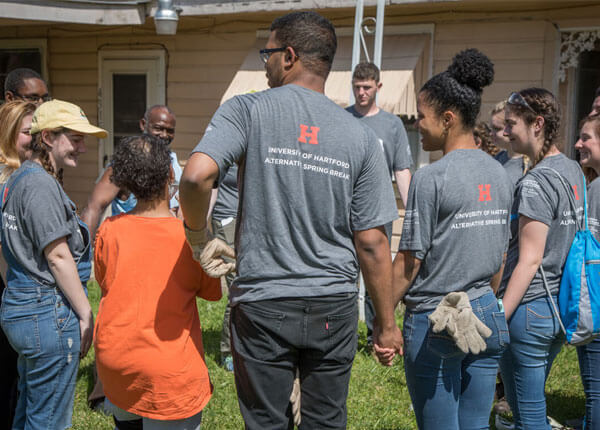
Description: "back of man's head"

(270, 11), (337, 79)
(352, 62), (380, 83)
(4, 68), (43, 96)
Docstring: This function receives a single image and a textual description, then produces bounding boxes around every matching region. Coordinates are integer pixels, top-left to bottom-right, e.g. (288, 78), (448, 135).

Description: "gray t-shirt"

(398, 149), (513, 312)
(346, 106), (413, 176)
(193, 84), (398, 304)
(2, 161), (87, 284)
(587, 178), (600, 240)
(212, 164), (239, 222)
(503, 156), (528, 190)
(498, 153), (585, 301)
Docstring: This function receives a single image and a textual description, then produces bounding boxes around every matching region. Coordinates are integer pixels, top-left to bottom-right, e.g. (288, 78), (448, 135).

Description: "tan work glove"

(184, 223), (236, 278)
(454, 304), (492, 355)
(429, 292), (492, 355)
(428, 292), (461, 335)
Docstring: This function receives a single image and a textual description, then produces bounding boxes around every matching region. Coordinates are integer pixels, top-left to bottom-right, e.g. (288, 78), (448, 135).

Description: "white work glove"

(184, 223), (236, 278)
(429, 292), (492, 355)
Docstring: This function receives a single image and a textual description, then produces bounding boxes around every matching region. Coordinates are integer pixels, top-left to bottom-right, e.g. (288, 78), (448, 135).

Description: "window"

(0, 40), (47, 101)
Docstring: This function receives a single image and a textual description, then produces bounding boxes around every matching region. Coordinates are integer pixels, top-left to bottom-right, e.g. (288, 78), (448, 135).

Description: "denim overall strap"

(69, 197), (92, 284)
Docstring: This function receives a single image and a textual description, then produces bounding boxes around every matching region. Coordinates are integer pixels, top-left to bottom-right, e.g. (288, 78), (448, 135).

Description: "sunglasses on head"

(507, 92), (536, 115)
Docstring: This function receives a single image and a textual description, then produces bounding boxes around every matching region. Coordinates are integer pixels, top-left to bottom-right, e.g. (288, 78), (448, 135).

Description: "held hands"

(184, 223), (236, 278)
(372, 319), (403, 366)
(428, 292), (492, 355)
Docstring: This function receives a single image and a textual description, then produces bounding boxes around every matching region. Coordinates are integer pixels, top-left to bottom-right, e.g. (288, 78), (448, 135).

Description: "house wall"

(1, 4), (597, 213)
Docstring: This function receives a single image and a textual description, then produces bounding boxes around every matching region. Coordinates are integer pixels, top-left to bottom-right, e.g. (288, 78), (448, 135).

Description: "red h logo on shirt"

(478, 184), (492, 201)
(298, 124), (320, 145)
(573, 185), (580, 200)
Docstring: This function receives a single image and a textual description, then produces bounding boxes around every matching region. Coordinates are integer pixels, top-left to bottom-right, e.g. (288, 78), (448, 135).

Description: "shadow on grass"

(201, 327), (223, 364)
(76, 358), (97, 403)
(547, 390), (585, 425)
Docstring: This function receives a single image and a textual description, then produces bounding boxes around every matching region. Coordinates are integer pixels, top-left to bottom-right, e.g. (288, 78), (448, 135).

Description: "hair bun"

(447, 49), (494, 92)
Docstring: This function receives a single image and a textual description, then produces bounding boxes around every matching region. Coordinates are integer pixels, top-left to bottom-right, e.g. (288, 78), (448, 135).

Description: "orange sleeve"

(196, 267), (222, 301)
(94, 227), (107, 284)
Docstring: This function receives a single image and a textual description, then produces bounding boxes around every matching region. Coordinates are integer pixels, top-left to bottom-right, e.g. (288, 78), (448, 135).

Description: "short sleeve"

(192, 95), (252, 183)
(195, 267), (222, 301)
(20, 176), (72, 254)
(350, 128), (398, 231)
(393, 120), (413, 171)
(398, 169), (438, 260)
(517, 171), (556, 226)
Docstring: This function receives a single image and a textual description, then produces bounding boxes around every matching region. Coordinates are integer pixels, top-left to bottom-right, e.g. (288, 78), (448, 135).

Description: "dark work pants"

(231, 293), (358, 430)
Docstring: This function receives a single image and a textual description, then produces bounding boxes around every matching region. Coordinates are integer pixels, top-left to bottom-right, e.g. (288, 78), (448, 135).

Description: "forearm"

(502, 260), (538, 319)
(355, 229), (395, 330)
(392, 250), (420, 307)
(47, 252), (91, 320)
(80, 205), (102, 240)
(394, 169), (411, 208)
(491, 255), (506, 294)
(180, 153), (219, 231)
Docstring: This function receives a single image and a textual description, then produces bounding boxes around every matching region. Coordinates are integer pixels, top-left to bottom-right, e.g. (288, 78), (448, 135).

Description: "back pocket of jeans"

(1, 314), (41, 356)
(526, 305), (554, 339)
(426, 331), (462, 359)
(326, 307), (358, 363)
(233, 303), (285, 361)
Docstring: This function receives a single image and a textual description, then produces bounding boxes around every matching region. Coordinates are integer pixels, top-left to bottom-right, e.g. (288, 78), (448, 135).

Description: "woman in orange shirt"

(94, 134), (221, 429)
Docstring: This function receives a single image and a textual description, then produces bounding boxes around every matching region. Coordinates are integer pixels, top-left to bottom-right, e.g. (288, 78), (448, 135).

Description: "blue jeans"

(0, 286), (80, 430)
(499, 296), (564, 430)
(403, 291), (509, 430)
(231, 293), (358, 430)
(578, 337), (600, 429)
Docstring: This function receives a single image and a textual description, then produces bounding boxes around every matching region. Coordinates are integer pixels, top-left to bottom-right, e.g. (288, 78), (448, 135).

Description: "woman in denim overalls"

(0, 100), (107, 429)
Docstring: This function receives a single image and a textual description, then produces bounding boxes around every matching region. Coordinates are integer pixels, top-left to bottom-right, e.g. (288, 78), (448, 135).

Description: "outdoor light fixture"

(154, 0), (180, 35)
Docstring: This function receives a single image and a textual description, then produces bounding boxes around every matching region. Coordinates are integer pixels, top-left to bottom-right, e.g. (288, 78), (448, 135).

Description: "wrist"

(184, 221), (207, 232)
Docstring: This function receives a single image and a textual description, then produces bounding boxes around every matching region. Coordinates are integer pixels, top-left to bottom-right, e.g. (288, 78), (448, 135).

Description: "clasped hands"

(184, 223), (236, 277)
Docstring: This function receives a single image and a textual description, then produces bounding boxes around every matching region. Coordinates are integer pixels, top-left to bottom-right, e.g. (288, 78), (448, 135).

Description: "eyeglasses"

(16, 93), (52, 103)
(259, 47), (287, 64)
(507, 92), (536, 114)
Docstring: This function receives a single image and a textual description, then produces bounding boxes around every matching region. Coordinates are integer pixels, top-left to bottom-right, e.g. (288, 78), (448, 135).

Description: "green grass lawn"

(72, 282), (585, 429)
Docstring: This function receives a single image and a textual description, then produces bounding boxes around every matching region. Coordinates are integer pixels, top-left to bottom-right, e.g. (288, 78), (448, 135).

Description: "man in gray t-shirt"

(346, 62), (412, 346)
(180, 11), (402, 429)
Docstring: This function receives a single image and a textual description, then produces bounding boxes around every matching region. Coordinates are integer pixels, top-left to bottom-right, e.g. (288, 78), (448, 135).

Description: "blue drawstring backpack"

(538, 167), (600, 346)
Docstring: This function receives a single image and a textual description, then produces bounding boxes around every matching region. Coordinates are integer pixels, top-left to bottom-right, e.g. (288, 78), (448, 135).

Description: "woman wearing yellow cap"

(0, 100), (107, 428)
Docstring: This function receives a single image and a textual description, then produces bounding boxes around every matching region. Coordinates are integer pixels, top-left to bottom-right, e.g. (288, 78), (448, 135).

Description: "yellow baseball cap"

(30, 99), (108, 138)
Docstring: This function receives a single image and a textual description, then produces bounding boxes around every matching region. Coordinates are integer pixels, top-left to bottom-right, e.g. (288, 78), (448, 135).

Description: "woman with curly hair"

(498, 89), (585, 429)
(381, 49), (513, 429)
(94, 134), (221, 430)
(0, 99), (105, 428)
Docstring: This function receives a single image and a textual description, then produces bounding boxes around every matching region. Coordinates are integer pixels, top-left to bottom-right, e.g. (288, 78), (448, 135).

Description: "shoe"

(493, 398), (511, 415)
(495, 414), (515, 430)
(222, 355), (234, 372)
(547, 416), (564, 429)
